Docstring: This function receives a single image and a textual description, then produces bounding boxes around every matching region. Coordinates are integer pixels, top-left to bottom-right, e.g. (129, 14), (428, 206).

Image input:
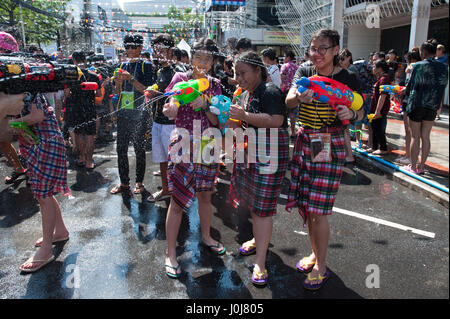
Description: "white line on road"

(279, 194), (435, 238)
(217, 182), (436, 239)
(332, 207), (436, 239)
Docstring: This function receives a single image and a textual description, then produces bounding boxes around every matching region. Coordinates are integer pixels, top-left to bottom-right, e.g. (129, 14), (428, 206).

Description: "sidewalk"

(352, 106), (449, 208)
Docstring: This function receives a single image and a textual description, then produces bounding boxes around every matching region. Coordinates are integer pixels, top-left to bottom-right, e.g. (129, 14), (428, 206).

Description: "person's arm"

(15, 102), (44, 126)
(374, 94), (388, 119)
(117, 70), (147, 94)
(54, 92), (63, 122)
(229, 104), (284, 128)
(0, 92), (26, 118)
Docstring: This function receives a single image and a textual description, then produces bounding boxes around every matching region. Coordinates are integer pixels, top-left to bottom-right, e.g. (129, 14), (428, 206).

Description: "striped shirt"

(291, 65), (361, 130)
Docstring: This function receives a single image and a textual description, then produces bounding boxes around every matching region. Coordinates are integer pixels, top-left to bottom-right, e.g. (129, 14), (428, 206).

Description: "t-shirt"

(280, 61), (299, 93)
(66, 69), (100, 113)
(290, 65), (362, 129)
(267, 64), (282, 89)
(405, 58), (448, 112)
(152, 65), (176, 125)
(240, 82), (287, 130)
(116, 60), (154, 112)
(165, 72), (222, 135)
(370, 75), (391, 115)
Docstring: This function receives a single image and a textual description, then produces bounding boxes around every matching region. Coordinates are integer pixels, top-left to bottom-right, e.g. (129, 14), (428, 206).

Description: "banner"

(206, 0), (246, 12)
(263, 30), (300, 45)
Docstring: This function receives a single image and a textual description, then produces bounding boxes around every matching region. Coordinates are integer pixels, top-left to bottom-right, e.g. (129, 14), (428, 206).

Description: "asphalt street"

(0, 138), (448, 299)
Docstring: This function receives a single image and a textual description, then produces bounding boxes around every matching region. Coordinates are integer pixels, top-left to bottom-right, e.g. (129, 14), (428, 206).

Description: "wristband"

(350, 109), (358, 122)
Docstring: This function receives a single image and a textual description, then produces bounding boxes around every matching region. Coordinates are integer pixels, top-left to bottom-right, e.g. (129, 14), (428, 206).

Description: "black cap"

(123, 34), (143, 45)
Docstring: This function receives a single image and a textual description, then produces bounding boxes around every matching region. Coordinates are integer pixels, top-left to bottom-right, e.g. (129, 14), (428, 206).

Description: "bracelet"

(350, 109), (358, 122)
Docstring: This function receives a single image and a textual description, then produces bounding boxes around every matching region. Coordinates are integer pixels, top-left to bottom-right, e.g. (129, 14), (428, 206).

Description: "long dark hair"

(235, 50), (268, 81)
(310, 29), (340, 66)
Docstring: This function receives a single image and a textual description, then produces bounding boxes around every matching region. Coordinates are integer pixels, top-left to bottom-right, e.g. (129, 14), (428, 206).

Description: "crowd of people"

(0, 28), (448, 290)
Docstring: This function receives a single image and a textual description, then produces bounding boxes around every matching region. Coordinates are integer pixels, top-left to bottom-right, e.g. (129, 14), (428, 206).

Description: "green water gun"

(9, 121), (40, 145)
(164, 78), (210, 111)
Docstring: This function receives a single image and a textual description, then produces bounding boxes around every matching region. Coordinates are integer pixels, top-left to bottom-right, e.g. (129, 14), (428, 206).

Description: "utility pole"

(19, 4), (26, 47)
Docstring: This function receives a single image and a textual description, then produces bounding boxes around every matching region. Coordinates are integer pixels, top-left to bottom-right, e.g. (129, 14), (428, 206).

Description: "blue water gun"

(210, 95), (240, 133)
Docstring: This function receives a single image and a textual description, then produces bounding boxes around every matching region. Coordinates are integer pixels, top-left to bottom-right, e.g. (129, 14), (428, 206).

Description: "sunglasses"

(125, 44), (140, 49)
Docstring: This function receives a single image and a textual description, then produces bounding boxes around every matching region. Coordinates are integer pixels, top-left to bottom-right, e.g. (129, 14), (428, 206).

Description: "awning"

(205, 0), (246, 12)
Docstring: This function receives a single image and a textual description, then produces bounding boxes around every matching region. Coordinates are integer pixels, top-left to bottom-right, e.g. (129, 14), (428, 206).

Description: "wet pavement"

(0, 137), (448, 299)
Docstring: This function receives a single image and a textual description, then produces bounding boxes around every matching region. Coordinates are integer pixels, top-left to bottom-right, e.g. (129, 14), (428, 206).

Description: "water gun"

(210, 95), (240, 132)
(367, 114), (376, 123)
(164, 78), (209, 111)
(391, 99), (402, 114)
(380, 85), (405, 96)
(113, 68), (122, 79)
(296, 76), (364, 125)
(233, 86), (243, 102)
(0, 56), (98, 102)
(9, 121), (40, 145)
(144, 84), (159, 99)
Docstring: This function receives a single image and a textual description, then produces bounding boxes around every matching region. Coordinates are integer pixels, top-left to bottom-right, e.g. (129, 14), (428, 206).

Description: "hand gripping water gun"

(391, 99), (402, 114)
(0, 56), (98, 102)
(164, 78), (209, 111)
(9, 121), (40, 145)
(233, 86), (243, 102)
(367, 113), (376, 123)
(296, 76), (364, 125)
(379, 85), (405, 96)
(209, 95), (240, 132)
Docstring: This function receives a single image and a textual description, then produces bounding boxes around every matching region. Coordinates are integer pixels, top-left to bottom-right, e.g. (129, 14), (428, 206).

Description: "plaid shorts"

(167, 135), (218, 212)
(286, 127), (345, 225)
(230, 128), (289, 217)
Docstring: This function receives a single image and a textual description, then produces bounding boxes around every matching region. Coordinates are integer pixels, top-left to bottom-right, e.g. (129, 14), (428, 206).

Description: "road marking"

(279, 194), (435, 238)
(332, 207), (435, 239)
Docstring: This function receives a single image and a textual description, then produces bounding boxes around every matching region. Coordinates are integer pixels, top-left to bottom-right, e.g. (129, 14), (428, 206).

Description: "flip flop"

(302, 269), (331, 291)
(5, 169), (27, 184)
(133, 184), (146, 194)
(202, 241), (226, 255)
(19, 255), (55, 273)
(110, 184), (131, 195)
(239, 240), (256, 256)
(35, 236), (69, 247)
(251, 266), (268, 286)
(296, 257), (316, 273)
(165, 263), (182, 279)
(147, 190), (170, 202)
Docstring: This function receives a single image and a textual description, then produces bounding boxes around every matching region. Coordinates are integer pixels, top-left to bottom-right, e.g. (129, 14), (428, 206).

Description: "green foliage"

(164, 5), (203, 43)
(0, 0), (67, 45)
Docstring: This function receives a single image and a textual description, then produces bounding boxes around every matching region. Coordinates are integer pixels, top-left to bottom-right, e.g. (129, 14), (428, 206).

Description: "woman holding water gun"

(285, 29), (363, 290)
(227, 51), (289, 286)
(11, 94), (70, 273)
(162, 37), (223, 279)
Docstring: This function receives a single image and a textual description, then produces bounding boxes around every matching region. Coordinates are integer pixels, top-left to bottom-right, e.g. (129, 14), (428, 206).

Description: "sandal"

(133, 184), (146, 194)
(165, 263), (182, 279)
(147, 190), (170, 202)
(303, 269), (331, 291)
(5, 169), (27, 184)
(110, 184), (131, 195)
(403, 165), (421, 175)
(202, 241), (226, 255)
(19, 255), (55, 273)
(296, 256), (316, 273)
(252, 266), (268, 286)
(239, 240), (256, 256)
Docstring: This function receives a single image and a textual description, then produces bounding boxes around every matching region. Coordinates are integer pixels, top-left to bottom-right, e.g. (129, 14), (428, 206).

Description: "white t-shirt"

(267, 64), (282, 89)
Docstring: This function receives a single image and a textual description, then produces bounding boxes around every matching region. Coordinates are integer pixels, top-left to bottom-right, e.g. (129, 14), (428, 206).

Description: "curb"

(353, 151), (449, 209)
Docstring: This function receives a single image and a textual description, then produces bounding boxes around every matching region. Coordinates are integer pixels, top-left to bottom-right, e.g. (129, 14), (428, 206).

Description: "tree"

(164, 5), (203, 44)
(0, 0), (67, 48)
